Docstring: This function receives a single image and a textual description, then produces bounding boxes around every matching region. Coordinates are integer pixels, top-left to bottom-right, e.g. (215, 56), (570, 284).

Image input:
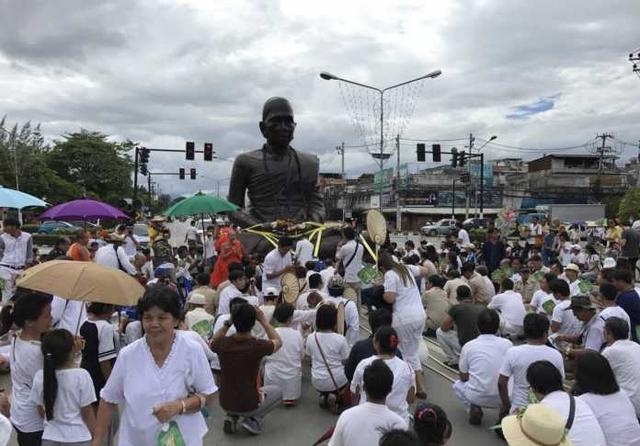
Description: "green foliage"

(618, 187), (640, 222)
(31, 234), (61, 246)
(469, 228), (487, 243)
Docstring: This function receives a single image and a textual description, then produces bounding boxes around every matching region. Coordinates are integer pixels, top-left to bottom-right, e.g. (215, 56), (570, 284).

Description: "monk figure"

(228, 97), (325, 226)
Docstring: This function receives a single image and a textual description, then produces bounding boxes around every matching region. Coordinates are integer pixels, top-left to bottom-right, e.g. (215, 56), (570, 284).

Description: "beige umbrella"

(17, 260), (145, 307)
(281, 272), (300, 304)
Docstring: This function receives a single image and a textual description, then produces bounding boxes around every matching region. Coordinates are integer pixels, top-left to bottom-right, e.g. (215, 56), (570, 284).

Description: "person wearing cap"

(94, 233), (138, 276)
(325, 275), (360, 347)
(501, 403), (572, 446)
(569, 244), (585, 268)
(555, 295), (605, 358)
(185, 292), (215, 339)
(558, 232), (573, 267)
(563, 263), (581, 297)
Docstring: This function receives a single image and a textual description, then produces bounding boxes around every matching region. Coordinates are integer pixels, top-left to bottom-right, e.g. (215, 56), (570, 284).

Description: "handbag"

(337, 241), (359, 278)
(314, 333), (352, 414)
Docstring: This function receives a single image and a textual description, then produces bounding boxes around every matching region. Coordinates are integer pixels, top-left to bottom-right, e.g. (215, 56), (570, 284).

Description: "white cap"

(603, 257), (616, 269)
(188, 293), (206, 305)
(264, 287), (278, 296)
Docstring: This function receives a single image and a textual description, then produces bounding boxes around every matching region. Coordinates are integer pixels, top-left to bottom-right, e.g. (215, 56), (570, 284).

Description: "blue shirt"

(617, 289), (640, 342)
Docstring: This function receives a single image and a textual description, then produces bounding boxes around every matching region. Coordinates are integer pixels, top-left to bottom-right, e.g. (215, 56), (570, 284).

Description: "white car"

(133, 223), (150, 247)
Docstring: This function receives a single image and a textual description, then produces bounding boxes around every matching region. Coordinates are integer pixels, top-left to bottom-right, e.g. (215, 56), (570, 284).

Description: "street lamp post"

(0, 127), (18, 190)
(473, 135), (497, 219)
(320, 70), (441, 218)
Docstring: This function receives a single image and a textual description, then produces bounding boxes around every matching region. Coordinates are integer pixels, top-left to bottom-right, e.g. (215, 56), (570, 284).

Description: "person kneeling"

(211, 303), (282, 435)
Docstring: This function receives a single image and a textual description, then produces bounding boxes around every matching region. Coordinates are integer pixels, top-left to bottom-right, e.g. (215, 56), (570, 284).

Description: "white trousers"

(0, 266), (21, 303)
(394, 318), (425, 372)
(452, 379), (502, 412)
(436, 328), (461, 364)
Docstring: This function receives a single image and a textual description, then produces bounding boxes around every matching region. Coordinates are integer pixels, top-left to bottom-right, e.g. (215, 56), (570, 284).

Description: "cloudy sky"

(1, 0), (639, 197)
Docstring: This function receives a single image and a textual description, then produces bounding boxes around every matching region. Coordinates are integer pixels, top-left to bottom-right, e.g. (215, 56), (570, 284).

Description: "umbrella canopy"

(163, 192), (238, 217)
(0, 185), (47, 209)
(39, 197), (128, 221)
(17, 260), (144, 306)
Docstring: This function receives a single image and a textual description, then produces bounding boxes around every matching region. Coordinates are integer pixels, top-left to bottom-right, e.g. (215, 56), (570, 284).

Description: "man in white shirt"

(184, 220), (200, 247)
(456, 222), (471, 247)
(262, 237), (294, 293)
(324, 275), (360, 347)
(528, 272), (558, 318)
(598, 283), (631, 330)
(487, 278), (526, 338)
(335, 227), (364, 302)
(296, 273), (327, 310)
(329, 359), (407, 446)
(203, 227), (217, 269)
(549, 278), (583, 338)
(453, 309), (512, 425)
(0, 217), (33, 302)
(564, 263), (581, 297)
(556, 295), (606, 359)
(185, 293), (215, 339)
(94, 233), (138, 276)
(319, 260), (336, 294)
(602, 317), (640, 417)
(51, 295), (87, 334)
(217, 269), (255, 315)
(498, 313), (565, 414)
(461, 262), (491, 304)
(117, 224), (139, 258)
(476, 266), (496, 301)
(295, 235), (314, 266)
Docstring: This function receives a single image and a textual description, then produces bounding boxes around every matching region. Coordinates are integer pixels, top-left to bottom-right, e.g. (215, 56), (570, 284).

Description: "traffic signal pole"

(133, 147), (139, 205)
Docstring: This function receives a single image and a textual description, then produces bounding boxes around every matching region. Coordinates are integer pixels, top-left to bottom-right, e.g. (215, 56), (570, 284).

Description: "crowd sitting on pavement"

(0, 214), (639, 446)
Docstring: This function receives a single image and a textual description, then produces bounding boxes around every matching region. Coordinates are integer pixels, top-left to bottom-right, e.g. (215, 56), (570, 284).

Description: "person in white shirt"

(51, 295), (87, 335)
(602, 317), (640, 417)
(564, 263), (581, 296)
(295, 235), (314, 266)
(263, 303), (305, 405)
(217, 269), (251, 315)
(527, 360), (606, 446)
(557, 295), (607, 360)
(549, 278), (583, 339)
(456, 223), (471, 247)
(0, 217), (33, 302)
(184, 220), (200, 246)
(528, 217), (543, 248)
(453, 309), (512, 425)
(528, 272), (558, 317)
(296, 273), (327, 310)
(574, 351), (640, 446)
(94, 234), (138, 276)
(487, 278), (526, 338)
(319, 259), (336, 294)
(185, 293), (215, 340)
(30, 329), (97, 446)
(498, 313), (565, 414)
(262, 237), (294, 293)
(559, 233), (572, 266)
(597, 282), (632, 330)
(329, 359), (407, 446)
(403, 240), (420, 261)
(475, 265), (496, 301)
(324, 276), (360, 347)
(117, 224), (139, 258)
(335, 227), (364, 301)
(350, 327), (416, 423)
(443, 270), (467, 306)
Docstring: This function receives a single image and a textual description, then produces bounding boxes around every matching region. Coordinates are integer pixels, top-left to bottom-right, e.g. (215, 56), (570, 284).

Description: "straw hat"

(501, 404), (572, 446)
(564, 263), (580, 273)
(366, 209), (387, 245)
(188, 293), (206, 305)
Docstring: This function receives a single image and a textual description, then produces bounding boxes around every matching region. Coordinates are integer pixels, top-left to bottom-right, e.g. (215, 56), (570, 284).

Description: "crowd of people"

(0, 213), (639, 445)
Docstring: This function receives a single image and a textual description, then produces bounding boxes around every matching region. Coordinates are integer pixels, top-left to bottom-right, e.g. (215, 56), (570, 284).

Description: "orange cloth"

(211, 229), (244, 288)
(67, 243), (91, 261)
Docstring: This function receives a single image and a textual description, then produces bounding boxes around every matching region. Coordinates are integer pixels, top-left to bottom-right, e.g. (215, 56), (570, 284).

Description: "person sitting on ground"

(549, 278), (583, 342)
(461, 262), (491, 304)
(443, 269), (466, 305)
(329, 359), (407, 446)
(412, 402), (452, 446)
(612, 268), (640, 342)
(350, 327), (416, 423)
(263, 303), (305, 406)
(498, 313), (565, 415)
(598, 282), (631, 328)
(185, 292), (215, 340)
(378, 429), (421, 446)
(488, 278), (526, 339)
(526, 360), (606, 446)
(453, 309), (512, 425)
(325, 275), (360, 347)
(556, 295), (606, 358)
(422, 275), (450, 336)
(601, 317), (640, 417)
(217, 268), (252, 315)
(187, 273), (217, 315)
(527, 272), (558, 317)
(574, 351), (640, 446)
(514, 267), (536, 304)
(436, 285), (484, 368)
(305, 304), (350, 410)
(211, 303), (282, 435)
(296, 273), (326, 310)
(476, 265), (496, 300)
(344, 308), (394, 381)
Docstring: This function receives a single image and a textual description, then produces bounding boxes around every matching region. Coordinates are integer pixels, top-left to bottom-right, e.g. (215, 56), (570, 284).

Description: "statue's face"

(260, 102), (296, 149)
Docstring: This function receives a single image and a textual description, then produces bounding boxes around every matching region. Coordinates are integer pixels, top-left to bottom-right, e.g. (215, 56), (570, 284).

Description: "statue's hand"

(229, 210), (260, 228)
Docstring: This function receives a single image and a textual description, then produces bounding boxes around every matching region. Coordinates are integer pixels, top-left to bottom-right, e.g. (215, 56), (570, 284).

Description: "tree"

(618, 187), (640, 222)
(45, 130), (133, 203)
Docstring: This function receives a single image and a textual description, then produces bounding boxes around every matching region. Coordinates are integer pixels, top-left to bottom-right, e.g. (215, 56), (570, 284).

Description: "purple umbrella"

(39, 198), (128, 221)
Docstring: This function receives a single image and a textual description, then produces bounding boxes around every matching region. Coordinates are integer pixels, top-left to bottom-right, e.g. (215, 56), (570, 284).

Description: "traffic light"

(204, 142), (213, 161)
(179, 168), (185, 180)
(451, 148), (458, 167)
(139, 164), (148, 176)
(185, 141), (195, 160)
(190, 168), (197, 180)
(416, 143), (426, 162)
(432, 144), (441, 162)
(139, 147), (150, 164)
(459, 151), (467, 167)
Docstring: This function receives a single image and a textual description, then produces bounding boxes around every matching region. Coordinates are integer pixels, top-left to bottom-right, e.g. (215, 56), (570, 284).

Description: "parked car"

(133, 223), (150, 247)
(516, 212), (547, 226)
(462, 218), (490, 230)
(421, 219), (458, 236)
(68, 221), (101, 231)
(37, 221), (83, 234)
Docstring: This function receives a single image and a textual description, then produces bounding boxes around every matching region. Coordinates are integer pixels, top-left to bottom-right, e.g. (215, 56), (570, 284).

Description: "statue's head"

(259, 97), (296, 150)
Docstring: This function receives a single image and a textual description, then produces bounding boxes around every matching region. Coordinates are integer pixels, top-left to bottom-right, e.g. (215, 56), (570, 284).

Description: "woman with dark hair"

(305, 304), (349, 409)
(574, 351), (640, 446)
(30, 329), (96, 445)
(91, 286), (217, 446)
(412, 403), (452, 445)
(80, 303), (117, 400)
(350, 326), (415, 423)
(378, 251), (430, 399)
(8, 291), (52, 446)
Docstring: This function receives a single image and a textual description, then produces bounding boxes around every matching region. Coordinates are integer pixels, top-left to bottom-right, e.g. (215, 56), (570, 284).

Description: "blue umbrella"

(0, 185), (47, 209)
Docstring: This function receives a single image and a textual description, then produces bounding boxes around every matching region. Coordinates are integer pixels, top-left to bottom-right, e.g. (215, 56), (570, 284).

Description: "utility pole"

(594, 133), (613, 200)
(465, 133), (474, 219)
(395, 135), (402, 231)
(133, 147), (139, 205)
(336, 143), (345, 221)
(636, 139), (640, 187)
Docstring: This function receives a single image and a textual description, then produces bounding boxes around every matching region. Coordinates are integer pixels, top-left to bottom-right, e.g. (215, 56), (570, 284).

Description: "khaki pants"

(344, 281), (361, 305)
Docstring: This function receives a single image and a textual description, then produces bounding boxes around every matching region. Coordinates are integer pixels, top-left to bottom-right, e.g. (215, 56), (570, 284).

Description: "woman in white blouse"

(378, 251), (430, 399)
(92, 286), (217, 446)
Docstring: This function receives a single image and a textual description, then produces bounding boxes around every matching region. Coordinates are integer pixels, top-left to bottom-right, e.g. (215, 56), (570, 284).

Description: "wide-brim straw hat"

(502, 404), (572, 446)
(366, 209), (387, 245)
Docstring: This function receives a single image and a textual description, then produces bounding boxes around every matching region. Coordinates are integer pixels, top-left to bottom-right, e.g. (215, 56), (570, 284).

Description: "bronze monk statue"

(228, 97), (325, 227)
